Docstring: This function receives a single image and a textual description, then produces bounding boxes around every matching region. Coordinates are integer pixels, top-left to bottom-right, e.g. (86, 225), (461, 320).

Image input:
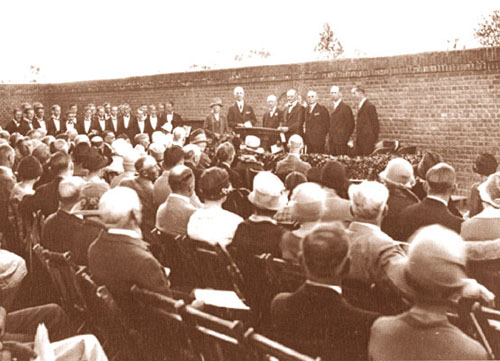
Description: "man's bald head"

(58, 176), (86, 208)
(99, 187), (142, 228)
(288, 134), (304, 153)
(169, 165), (195, 196)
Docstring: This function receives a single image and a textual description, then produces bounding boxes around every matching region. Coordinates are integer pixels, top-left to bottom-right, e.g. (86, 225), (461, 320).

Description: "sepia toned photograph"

(0, 0), (500, 359)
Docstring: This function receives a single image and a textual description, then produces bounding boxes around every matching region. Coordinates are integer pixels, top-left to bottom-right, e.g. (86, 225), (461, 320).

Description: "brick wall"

(1, 47), (500, 194)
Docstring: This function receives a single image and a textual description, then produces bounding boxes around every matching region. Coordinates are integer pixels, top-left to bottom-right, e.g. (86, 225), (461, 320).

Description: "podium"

(234, 127), (284, 151)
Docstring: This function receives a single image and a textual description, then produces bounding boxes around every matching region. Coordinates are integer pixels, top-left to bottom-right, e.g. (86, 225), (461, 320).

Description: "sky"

(0, 0), (498, 84)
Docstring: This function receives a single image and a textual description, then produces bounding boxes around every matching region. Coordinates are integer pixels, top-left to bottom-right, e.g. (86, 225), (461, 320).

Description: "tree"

(29, 65), (40, 83)
(314, 23), (344, 60)
(475, 9), (500, 47)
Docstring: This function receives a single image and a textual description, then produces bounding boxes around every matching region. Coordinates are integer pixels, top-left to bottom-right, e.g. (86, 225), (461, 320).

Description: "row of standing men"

(3, 84), (379, 155)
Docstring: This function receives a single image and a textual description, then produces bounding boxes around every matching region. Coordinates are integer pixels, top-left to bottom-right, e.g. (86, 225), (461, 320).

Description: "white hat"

(379, 158), (415, 188)
(478, 172), (500, 208)
(243, 135), (264, 154)
(106, 156), (124, 174)
(248, 171), (287, 211)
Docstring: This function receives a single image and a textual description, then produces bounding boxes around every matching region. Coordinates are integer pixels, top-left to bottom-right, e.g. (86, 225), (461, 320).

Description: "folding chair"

(130, 285), (196, 360)
(179, 303), (255, 361)
(75, 269), (147, 361)
(244, 328), (321, 361)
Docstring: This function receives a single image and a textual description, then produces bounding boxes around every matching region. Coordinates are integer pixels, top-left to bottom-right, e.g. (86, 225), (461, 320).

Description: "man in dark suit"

(5, 108), (23, 134)
(18, 104), (35, 136)
(32, 103), (48, 134)
(130, 108), (152, 138)
(283, 89), (305, 139)
(271, 223), (379, 361)
(304, 90), (329, 154)
(106, 105), (120, 134)
(117, 103), (134, 139)
(92, 106), (108, 135)
(147, 104), (162, 133)
(20, 151), (73, 218)
(42, 177), (103, 266)
(399, 163), (463, 241)
(47, 105), (66, 136)
(76, 106), (95, 136)
(163, 100), (183, 132)
(262, 94), (282, 129)
(329, 86), (354, 156)
(226, 86), (257, 129)
(352, 85), (379, 156)
(275, 135), (311, 180)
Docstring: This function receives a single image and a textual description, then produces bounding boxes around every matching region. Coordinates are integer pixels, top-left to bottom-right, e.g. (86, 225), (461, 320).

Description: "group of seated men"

(0, 96), (500, 360)
(3, 83), (379, 157)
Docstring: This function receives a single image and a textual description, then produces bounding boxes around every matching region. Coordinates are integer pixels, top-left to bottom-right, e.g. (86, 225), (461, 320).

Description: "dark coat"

(304, 104), (329, 154)
(227, 103), (257, 129)
(4, 120), (20, 134)
(329, 101), (354, 155)
(46, 118), (66, 136)
(229, 219), (284, 258)
(275, 154), (311, 180)
(18, 120), (34, 136)
(399, 197), (463, 242)
(271, 282), (379, 361)
(75, 119), (95, 135)
(129, 118), (153, 139)
(204, 113), (229, 138)
(262, 109), (283, 129)
(19, 176), (64, 218)
(105, 117), (120, 134)
(355, 100), (379, 156)
(284, 103), (305, 137)
(116, 114), (134, 139)
(381, 185), (420, 241)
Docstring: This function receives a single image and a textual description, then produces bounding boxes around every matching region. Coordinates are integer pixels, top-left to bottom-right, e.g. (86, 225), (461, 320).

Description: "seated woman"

(280, 182), (326, 263)
(319, 160), (352, 223)
(468, 153), (498, 218)
(80, 147), (111, 210)
(188, 167), (243, 247)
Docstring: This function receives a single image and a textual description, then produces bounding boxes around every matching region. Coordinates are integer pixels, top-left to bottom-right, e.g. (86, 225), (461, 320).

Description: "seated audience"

(215, 141), (243, 188)
(188, 167), (243, 247)
(88, 187), (171, 306)
(233, 136), (265, 189)
(20, 151), (73, 218)
(280, 182), (326, 262)
(155, 165), (200, 236)
(153, 145), (184, 206)
(189, 128), (211, 168)
(274, 171), (308, 224)
(0, 145), (18, 246)
(379, 158), (420, 240)
(110, 150), (139, 188)
(172, 126), (186, 147)
(183, 143), (203, 186)
(229, 171), (287, 258)
(71, 142), (90, 178)
(271, 224), (380, 361)
(275, 135), (311, 180)
(468, 152), (498, 218)
(399, 163), (463, 241)
(369, 225), (489, 360)
(42, 177), (102, 265)
(120, 155), (159, 243)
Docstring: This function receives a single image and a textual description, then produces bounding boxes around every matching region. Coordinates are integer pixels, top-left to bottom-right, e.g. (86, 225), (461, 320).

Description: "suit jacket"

(18, 119), (34, 136)
(355, 100), (379, 155)
(204, 113), (229, 138)
(275, 154), (311, 179)
(106, 117), (120, 134)
(129, 118), (153, 139)
(46, 118), (66, 136)
(42, 210), (103, 266)
(4, 120), (20, 134)
(304, 104), (329, 152)
(329, 101), (354, 145)
(117, 114), (134, 138)
(399, 197), (463, 241)
(120, 177), (157, 239)
(76, 119), (95, 136)
(227, 103), (257, 129)
(163, 112), (183, 130)
(284, 103), (305, 137)
(155, 194), (198, 236)
(381, 184), (420, 241)
(32, 118), (48, 133)
(271, 282), (379, 361)
(92, 118), (108, 135)
(19, 176), (64, 218)
(262, 109), (283, 129)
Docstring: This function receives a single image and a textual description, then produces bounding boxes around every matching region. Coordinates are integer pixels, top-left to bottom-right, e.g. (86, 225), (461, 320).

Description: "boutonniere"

(314, 112), (320, 116)
(245, 111), (251, 114)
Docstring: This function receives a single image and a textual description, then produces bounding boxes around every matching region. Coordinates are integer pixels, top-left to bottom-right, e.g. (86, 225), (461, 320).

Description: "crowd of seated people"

(1, 98), (500, 360)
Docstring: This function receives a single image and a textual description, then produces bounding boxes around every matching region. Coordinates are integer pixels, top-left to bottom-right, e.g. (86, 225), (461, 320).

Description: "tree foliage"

(475, 9), (500, 47)
(315, 23), (344, 60)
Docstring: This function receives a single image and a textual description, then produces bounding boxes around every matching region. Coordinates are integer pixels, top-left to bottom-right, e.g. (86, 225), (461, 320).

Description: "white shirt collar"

(309, 103), (317, 112)
(213, 113), (220, 120)
(169, 193), (191, 203)
(359, 97), (367, 109)
(270, 106), (277, 115)
(107, 228), (141, 239)
(306, 280), (342, 295)
(426, 195), (448, 206)
(334, 99), (342, 109)
(249, 214), (277, 224)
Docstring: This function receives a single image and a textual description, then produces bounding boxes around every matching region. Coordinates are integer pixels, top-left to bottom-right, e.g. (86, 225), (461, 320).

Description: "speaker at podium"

(234, 126), (285, 152)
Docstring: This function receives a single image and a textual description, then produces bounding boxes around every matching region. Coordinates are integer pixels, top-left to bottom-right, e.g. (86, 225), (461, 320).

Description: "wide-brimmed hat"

(84, 147), (111, 172)
(210, 97), (223, 108)
(190, 129), (208, 145)
(387, 224), (467, 301)
(248, 171), (287, 211)
(289, 182), (326, 223)
(478, 172), (500, 208)
(242, 135), (264, 154)
(379, 158), (415, 188)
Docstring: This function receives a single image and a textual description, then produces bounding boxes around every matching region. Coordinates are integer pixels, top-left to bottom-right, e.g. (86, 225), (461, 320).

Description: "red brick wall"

(1, 47), (500, 194)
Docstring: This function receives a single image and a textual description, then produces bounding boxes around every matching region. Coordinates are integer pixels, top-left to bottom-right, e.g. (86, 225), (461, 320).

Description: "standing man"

(227, 86), (256, 129)
(5, 108), (22, 134)
(148, 104), (161, 133)
(262, 94), (282, 129)
(33, 103), (47, 133)
(107, 105), (120, 134)
(352, 85), (379, 156)
(131, 108), (151, 137)
(76, 106), (94, 135)
(47, 105), (65, 136)
(164, 101), (182, 132)
(304, 90), (329, 154)
(282, 89), (305, 139)
(329, 86), (354, 156)
(103, 102), (112, 121)
(94, 106), (108, 134)
(118, 103), (133, 139)
(18, 104), (35, 135)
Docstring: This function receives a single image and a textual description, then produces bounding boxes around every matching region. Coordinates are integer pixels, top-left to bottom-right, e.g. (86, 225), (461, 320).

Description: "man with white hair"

(262, 94), (282, 128)
(227, 86), (256, 129)
(304, 90), (329, 154)
(275, 135), (311, 179)
(88, 187), (171, 304)
(282, 89), (305, 138)
(346, 180), (408, 313)
(172, 126), (187, 147)
(329, 85), (354, 155)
